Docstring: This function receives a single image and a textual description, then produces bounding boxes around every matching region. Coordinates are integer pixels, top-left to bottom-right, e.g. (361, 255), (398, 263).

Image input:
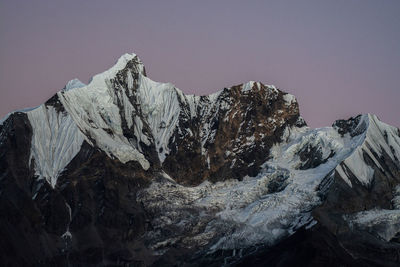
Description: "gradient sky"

(0, 0), (399, 127)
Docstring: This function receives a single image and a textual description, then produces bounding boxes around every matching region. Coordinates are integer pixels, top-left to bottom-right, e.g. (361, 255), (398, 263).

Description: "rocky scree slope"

(0, 53), (399, 266)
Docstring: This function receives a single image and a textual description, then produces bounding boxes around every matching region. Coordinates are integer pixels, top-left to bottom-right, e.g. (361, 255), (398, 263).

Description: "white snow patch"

(64, 79), (86, 91)
(343, 147), (375, 185)
(242, 81), (256, 92)
(345, 209), (400, 241)
(282, 93), (296, 106)
(336, 164), (352, 187)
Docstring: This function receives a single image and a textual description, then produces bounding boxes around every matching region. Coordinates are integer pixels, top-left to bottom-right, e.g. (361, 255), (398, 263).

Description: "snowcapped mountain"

(0, 53), (399, 266)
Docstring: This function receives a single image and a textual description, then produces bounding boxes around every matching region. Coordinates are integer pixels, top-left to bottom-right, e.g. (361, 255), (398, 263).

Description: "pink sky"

(1, 0), (399, 127)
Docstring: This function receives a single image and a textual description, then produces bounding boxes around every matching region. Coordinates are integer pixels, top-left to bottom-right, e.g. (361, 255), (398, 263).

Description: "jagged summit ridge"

(0, 52), (395, 190)
(1, 52), (304, 186)
(1, 52), (400, 266)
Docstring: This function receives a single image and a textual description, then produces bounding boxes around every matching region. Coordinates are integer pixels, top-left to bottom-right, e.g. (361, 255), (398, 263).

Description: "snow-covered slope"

(135, 75), (185, 163)
(27, 105), (84, 188)
(335, 114), (400, 187)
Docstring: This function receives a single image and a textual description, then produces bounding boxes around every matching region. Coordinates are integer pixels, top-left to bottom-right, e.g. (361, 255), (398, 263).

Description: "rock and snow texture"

(2, 54), (154, 186)
(1, 52), (397, 200)
(1, 52), (400, 266)
(345, 209), (400, 242)
(55, 53), (230, 169)
(57, 53), (151, 169)
(334, 114), (400, 187)
(342, 186), (400, 243)
(137, 115), (393, 253)
(1, 53), (309, 188)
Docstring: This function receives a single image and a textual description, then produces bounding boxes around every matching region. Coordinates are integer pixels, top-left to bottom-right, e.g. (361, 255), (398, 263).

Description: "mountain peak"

(241, 81), (278, 93)
(63, 78), (86, 91)
(1, 52), (400, 266)
(86, 52), (145, 88)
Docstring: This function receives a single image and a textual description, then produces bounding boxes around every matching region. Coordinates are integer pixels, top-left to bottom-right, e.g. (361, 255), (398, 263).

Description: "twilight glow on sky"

(0, 0), (399, 127)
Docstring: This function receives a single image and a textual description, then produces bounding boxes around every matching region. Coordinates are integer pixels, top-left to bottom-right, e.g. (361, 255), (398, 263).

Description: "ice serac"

(1, 52), (400, 266)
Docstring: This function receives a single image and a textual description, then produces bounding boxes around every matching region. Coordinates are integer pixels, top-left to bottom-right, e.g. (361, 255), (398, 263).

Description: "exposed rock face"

(0, 53), (399, 266)
(163, 81), (305, 185)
